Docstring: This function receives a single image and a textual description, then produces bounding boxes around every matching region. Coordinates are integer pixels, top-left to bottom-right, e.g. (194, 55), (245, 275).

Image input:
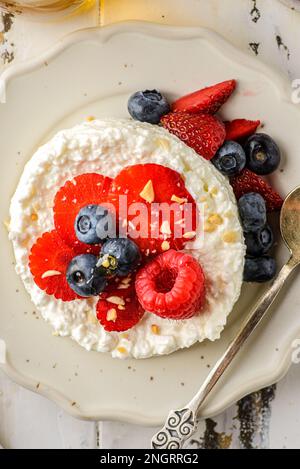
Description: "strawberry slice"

(230, 169), (283, 211)
(29, 230), (84, 301)
(161, 112), (226, 160)
(107, 164), (198, 255)
(225, 119), (261, 141)
(96, 277), (144, 332)
(172, 79), (236, 115)
(53, 173), (112, 249)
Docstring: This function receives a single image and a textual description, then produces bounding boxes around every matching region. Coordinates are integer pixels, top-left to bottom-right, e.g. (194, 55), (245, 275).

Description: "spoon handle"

(151, 257), (298, 449)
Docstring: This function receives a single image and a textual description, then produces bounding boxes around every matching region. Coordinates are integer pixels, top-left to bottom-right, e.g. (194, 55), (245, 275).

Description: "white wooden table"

(1, 0), (300, 449)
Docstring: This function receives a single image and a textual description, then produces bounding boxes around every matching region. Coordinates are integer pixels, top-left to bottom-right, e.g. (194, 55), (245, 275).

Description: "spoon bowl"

(280, 186), (300, 263)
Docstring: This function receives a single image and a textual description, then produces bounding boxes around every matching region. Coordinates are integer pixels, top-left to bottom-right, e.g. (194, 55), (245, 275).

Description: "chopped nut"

(120, 333), (129, 340)
(199, 196), (207, 203)
(139, 180), (155, 203)
(30, 213), (38, 221)
(151, 325), (160, 335)
(183, 231), (196, 239)
(203, 182), (209, 192)
(106, 308), (117, 322)
(160, 220), (172, 236)
(210, 187), (219, 196)
(155, 138), (170, 151)
(41, 270), (61, 279)
(204, 223), (217, 233)
(3, 219), (10, 231)
(86, 115), (95, 122)
(107, 296), (126, 306)
(224, 210), (234, 218)
(161, 240), (170, 251)
(86, 310), (98, 325)
(171, 195), (187, 204)
(223, 231), (238, 243)
(117, 347), (127, 354)
(102, 259), (110, 268)
(207, 214), (223, 226)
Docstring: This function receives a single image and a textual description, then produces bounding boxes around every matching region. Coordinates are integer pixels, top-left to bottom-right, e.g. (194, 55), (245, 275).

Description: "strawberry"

(107, 163), (198, 255)
(161, 112), (226, 160)
(172, 79), (236, 115)
(135, 250), (206, 320)
(29, 230), (83, 301)
(225, 119), (261, 141)
(96, 277), (144, 332)
(53, 173), (112, 249)
(230, 169), (283, 211)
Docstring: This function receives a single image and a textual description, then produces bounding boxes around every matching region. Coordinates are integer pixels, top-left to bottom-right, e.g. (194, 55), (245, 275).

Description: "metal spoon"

(152, 186), (300, 449)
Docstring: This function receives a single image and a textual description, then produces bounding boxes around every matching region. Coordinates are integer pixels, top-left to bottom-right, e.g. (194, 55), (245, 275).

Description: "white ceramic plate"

(0, 22), (299, 425)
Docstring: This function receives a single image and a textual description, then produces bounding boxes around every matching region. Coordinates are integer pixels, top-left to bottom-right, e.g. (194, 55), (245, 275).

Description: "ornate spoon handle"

(152, 257), (298, 449)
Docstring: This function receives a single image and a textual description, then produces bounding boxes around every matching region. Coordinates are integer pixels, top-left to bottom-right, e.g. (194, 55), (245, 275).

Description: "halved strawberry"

(172, 79), (236, 115)
(53, 173), (112, 249)
(161, 112), (226, 160)
(225, 119), (261, 141)
(29, 230), (82, 301)
(230, 169), (283, 211)
(96, 277), (144, 332)
(107, 164), (198, 255)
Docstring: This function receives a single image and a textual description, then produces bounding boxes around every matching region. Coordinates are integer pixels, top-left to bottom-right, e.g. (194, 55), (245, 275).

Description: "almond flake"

(161, 240), (170, 251)
(171, 195), (187, 205)
(160, 220), (172, 236)
(3, 219), (10, 231)
(86, 311), (98, 325)
(223, 231), (238, 243)
(183, 231), (196, 239)
(41, 270), (62, 279)
(155, 138), (170, 151)
(151, 325), (160, 335)
(208, 214), (223, 226)
(118, 305), (126, 310)
(210, 187), (219, 196)
(107, 296), (126, 306)
(139, 180), (155, 203)
(106, 308), (117, 322)
(204, 223), (216, 233)
(117, 284), (130, 290)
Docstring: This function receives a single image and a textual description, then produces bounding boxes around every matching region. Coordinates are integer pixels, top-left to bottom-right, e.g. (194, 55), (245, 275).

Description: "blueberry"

(99, 238), (142, 277)
(245, 133), (281, 175)
(244, 256), (277, 283)
(212, 141), (246, 176)
(67, 254), (107, 297)
(128, 90), (170, 124)
(75, 205), (115, 245)
(244, 224), (274, 256)
(238, 193), (267, 232)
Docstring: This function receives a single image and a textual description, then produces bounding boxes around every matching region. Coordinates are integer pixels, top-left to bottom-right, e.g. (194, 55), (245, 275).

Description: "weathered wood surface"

(1, 0), (300, 449)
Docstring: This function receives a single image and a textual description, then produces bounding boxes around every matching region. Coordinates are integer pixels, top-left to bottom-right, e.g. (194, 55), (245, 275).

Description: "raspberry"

(53, 173), (112, 248)
(29, 230), (85, 301)
(107, 163), (198, 255)
(135, 250), (206, 320)
(96, 277), (144, 332)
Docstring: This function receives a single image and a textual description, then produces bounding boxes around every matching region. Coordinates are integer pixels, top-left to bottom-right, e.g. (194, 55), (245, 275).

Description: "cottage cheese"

(9, 119), (245, 359)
